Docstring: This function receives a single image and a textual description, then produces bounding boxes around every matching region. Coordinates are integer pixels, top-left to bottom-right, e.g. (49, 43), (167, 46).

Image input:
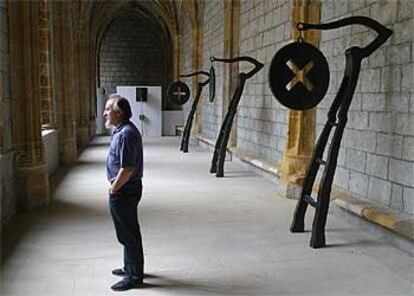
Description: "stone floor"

(1, 136), (413, 296)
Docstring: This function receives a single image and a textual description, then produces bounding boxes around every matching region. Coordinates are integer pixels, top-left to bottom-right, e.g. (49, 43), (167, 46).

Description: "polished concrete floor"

(1, 136), (413, 296)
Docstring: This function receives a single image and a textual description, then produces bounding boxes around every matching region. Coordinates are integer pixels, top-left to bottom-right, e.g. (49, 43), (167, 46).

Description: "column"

(190, 1), (204, 136)
(38, 0), (54, 127)
(278, 0), (320, 197)
(52, 1), (77, 164)
(73, 18), (90, 148)
(222, 0), (240, 147)
(8, 0), (50, 209)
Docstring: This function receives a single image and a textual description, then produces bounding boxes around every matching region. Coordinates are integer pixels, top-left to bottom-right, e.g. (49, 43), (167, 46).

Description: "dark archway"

(98, 11), (176, 110)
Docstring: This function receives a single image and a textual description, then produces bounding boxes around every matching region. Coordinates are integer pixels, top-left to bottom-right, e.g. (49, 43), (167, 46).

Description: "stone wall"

(179, 0), (413, 216)
(99, 14), (170, 107)
(200, 0), (225, 140)
(0, 0), (16, 228)
(318, 0), (414, 214)
(237, 0), (291, 163)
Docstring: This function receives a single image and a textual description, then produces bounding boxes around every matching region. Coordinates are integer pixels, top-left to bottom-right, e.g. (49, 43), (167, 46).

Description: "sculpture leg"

(310, 54), (360, 248)
(181, 85), (202, 153)
(290, 124), (333, 233)
(180, 122), (189, 151)
(210, 111), (230, 173)
(290, 196), (308, 232)
(291, 71), (349, 234)
(210, 124), (226, 173)
(309, 192), (328, 248)
(182, 114), (193, 153)
(309, 154), (337, 248)
(310, 105), (352, 248)
(216, 109), (237, 178)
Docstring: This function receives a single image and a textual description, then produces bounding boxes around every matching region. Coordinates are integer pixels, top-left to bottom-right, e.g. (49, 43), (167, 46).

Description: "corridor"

(1, 137), (413, 296)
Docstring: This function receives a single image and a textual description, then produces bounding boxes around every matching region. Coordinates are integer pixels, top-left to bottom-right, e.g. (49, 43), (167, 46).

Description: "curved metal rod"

(210, 56), (264, 79)
(180, 71), (210, 86)
(298, 16), (392, 58)
(180, 71), (210, 78)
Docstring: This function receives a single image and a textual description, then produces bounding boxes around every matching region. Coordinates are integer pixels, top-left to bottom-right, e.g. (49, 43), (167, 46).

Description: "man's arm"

(110, 167), (134, 193)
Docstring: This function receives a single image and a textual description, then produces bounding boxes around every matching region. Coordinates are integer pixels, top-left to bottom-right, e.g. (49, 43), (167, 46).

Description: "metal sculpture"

(209, 65), (216, 102)
(270, 16), (392, 248)
(269, 39), (330, 110)
(167, 80), (191, 105)
(209, 56), (263, 177)
(179, 71), (210, 153)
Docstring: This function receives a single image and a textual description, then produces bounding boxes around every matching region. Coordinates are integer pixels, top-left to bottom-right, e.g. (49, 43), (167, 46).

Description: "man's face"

(103, 99), (122, 128)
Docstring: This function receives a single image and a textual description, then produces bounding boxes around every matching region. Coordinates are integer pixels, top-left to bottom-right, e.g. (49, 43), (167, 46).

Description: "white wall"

(116, 86), (162, 137)
(42, 129), (59, 174)
(162, 110), (184, 136)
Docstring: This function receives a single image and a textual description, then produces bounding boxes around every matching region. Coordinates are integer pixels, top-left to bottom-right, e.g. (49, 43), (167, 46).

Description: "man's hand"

(110, 167), (134, 193)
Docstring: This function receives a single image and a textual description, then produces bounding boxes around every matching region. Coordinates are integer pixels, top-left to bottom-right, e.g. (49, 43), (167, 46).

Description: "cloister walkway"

(1, 136), (413, 296)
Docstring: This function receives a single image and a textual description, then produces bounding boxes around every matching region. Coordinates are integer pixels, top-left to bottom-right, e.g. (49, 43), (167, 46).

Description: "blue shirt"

(106, 120), (143, 185)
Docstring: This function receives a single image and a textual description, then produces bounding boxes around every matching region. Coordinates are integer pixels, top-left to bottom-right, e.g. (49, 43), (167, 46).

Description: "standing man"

(104, 94), (144, 291)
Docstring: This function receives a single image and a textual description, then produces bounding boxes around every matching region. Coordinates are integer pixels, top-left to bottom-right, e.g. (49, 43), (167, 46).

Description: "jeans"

(109, 180), (144, 281)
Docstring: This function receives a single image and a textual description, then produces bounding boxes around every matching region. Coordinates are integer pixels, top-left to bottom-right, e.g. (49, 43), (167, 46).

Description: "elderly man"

(104, 94), (144, 291)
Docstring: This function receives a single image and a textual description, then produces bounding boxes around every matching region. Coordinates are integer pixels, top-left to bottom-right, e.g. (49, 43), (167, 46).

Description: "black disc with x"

(167, 81), (190, 105)
(268, 41), (329, 110)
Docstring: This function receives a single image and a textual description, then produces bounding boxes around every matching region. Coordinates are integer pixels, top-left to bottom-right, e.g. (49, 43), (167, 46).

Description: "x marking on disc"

(286, 60), (314, 92)
(173, 86), (186, 100)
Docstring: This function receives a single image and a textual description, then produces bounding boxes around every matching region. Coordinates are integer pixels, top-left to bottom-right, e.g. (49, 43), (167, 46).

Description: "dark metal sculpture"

(285, 16), (392, 248)
(269, 38), (330, 110)
(167, 80), (191, 105)
(209, 56), (263, 177)
(179, 71), (210, 153)
(209, 66), (216, 102)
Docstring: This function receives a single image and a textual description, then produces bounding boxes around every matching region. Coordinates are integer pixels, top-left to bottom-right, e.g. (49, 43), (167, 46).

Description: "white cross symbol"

(286, 60), (314, 92)
(173, 86), (187, 100)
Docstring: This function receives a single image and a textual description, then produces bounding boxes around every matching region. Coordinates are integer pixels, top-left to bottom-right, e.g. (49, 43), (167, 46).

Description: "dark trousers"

(109, 180), (144, 281)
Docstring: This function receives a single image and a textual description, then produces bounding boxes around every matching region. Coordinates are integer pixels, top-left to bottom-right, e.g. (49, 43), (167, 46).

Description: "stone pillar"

(278, 0), (320, 198)
(0, 0), (17, 225)
(88, 31), (98, 139)
(72, 18), (90, 148)
(223, 0), (240, 147)
(190, 1), (205, 135)
(38, 0), (54, 127)
(189, 26), (200, 134)
(52, 1), (77, 165)
(8, 0), (50, 209)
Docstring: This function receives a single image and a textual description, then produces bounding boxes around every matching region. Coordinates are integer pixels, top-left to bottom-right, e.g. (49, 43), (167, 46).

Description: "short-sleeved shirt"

(106, 120), (143, 185)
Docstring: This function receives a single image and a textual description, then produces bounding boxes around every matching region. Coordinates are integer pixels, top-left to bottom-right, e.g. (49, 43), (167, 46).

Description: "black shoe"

(110, 278), (143, 291)
(112, 268), (126, 277)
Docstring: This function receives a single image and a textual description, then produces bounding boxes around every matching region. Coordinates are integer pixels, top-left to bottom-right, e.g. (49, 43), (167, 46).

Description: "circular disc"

(167, 81), (190, 105)
(268, 41), (329, 110)
(209, 66), (215, 103)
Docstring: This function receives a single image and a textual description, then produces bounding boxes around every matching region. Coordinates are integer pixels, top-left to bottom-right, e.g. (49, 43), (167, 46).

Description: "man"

(104, 94), (144, 291)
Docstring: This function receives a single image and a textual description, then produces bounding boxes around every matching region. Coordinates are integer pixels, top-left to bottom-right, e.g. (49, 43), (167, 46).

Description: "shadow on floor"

(136, 273), (269, 295)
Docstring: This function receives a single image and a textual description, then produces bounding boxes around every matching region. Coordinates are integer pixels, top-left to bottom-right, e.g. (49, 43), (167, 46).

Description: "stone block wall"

(237, 0), (291, 163)
(0, 0), (16, 228)
(179, 0), (413, 216)
(318, 0), (414, 214)
(99, 14), (167, 104)
(200, 0), (225, 140)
